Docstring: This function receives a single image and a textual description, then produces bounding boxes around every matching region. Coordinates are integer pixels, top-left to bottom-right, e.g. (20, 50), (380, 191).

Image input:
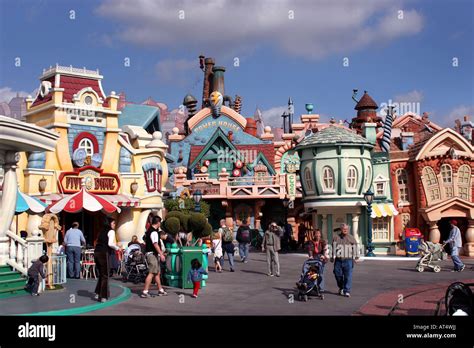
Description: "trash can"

(180, 245), (209, 289)
(404, 228), (422, 257)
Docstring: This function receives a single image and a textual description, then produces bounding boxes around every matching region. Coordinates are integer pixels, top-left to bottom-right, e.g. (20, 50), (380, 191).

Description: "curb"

(16, 283), (131, 316)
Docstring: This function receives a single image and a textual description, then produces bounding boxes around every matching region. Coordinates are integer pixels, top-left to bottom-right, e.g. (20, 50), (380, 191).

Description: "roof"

(296, 125), (373, 149)
(355, 92), (378, 110)
(119, 104), (161, 129)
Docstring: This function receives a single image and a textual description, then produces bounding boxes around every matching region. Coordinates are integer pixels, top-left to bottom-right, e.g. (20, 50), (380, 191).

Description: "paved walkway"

(90, 251), (473, 316)
(0, 279), (130, 315)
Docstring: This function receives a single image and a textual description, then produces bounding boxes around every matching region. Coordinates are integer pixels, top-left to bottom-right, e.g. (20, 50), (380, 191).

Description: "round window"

(84, 96), (93, 105)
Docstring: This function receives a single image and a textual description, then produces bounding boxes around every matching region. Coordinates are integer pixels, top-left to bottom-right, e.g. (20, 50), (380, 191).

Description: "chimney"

(201, 57), (215, 108)
(362, 123), (377, 145)
(460, 115), (473, 143)
(400, 132), (414, 150)
(212, 66), (226, 96)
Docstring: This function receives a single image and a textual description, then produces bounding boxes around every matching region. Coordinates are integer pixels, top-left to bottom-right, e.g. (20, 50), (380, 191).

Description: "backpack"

(222, 227), (234, 242)
(239, 227), (251, 243)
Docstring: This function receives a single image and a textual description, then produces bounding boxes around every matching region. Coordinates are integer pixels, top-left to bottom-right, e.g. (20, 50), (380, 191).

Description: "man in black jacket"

(236, 220), (251, 263)
(25, 255), (49, 296)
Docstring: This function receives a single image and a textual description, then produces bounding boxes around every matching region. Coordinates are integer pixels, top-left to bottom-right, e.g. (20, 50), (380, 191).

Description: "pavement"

(0, 279), (130, 315)
(1, 251), (471, 316)
(89, 250), (474, 316)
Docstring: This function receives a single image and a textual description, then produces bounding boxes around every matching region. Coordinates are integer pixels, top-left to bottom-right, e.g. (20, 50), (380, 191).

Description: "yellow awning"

(371, 203), (399, 219)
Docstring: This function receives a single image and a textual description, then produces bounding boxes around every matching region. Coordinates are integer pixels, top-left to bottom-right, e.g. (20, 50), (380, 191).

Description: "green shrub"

(165, 211), (189, 231)
(164, 197), (210, 218)
(188, 212), (207, 235)
(163, 217), (180, 236)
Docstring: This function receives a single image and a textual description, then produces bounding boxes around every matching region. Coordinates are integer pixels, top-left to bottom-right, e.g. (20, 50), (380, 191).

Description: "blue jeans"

(317, 262), (325, 292)
(222, 243), (235, 270)
(451, 247), (464, 270)
(333, 259), (353, 294)
(239, 243), (249, 261)
(66, 246), (82, 278)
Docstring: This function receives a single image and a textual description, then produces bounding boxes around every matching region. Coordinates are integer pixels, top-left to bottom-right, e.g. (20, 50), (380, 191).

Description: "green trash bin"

(165, 243), (182, 288)
(180, 245), (210, 289)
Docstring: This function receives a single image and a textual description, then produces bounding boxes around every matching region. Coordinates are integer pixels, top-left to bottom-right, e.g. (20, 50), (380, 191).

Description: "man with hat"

(444, 220), (465, 272)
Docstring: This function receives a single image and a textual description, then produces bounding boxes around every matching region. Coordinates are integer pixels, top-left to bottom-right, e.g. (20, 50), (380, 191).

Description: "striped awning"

(39, 193), (140, 207)
(371, 203), (399, 219)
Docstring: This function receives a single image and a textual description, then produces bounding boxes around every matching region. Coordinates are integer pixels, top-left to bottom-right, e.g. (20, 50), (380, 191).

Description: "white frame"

(303, 166), (314, 193)
(346, 165), (358, 193)
(458, 164), (471, 200)
(396, 168), (409, 203)
(372, 216), (390, 242)
(322, 166), (335, 193)
(78, 138), (94, 156)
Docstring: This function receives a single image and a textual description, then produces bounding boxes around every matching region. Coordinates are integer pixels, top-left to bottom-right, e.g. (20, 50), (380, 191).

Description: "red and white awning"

(48, 187), (120, 214)
(40, 193), (139, 207)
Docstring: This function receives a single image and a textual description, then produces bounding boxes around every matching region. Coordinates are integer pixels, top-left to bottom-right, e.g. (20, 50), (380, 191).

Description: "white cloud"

(155, 59), (197, 86)
(394, 90), (424, 103)
(96, 0), (423, 60)
(447, 105), (474, 125)
(0, 87), (29, 103)
(261, 105), (288, 128)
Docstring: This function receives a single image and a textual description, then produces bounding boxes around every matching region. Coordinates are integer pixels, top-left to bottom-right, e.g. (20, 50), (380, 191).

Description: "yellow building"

(17, 65), (168, 245)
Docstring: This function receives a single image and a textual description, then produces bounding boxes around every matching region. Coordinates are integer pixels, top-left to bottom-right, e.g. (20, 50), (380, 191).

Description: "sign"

(190, 183), (220, 196)
(286, 173), (297, 201)
(58, 166), (120, 194)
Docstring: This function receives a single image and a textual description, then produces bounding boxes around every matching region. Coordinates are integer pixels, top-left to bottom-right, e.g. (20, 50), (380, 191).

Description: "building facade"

(17, 65), (168, 245)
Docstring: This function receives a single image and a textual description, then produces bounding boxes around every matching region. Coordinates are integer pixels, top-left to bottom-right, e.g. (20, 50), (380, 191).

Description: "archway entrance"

(438, 217), (467, 254)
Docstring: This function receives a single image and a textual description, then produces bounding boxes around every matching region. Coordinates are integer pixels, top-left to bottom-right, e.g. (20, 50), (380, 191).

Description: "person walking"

(141, 216), (168, 298)
(308, 229), (329, 293)
(262, 222), (281, 277)
(187, 258), (208, 298)
(236, 219), (251, 263)
(212, 231), (223, 272)
(444, 220), (465, 272)
(297, 223), (306, 250)
(219, 219), (235, 272)
(331, 224), (359, 298)
(64, 222), (85, 279)
(94, 218), (120, 303)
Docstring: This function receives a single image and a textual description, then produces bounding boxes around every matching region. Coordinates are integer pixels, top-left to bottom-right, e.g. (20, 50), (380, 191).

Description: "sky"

(0, 0), (473, 128)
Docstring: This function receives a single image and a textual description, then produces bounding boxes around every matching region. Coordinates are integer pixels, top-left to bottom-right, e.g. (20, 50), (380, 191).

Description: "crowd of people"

(36, 215), (465, 303)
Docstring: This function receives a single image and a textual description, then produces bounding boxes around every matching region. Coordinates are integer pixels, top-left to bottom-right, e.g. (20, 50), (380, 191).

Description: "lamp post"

(282, 198), (290, 251)
(281, 112), (289, 133)
(193, 189), (203, 213)
(364, 189), (375, 257)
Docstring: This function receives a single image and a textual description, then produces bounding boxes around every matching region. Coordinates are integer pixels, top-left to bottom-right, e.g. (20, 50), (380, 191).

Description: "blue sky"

(0, 0), (472, 127)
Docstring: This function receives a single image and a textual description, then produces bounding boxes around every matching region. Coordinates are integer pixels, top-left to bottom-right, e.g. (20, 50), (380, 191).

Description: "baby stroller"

(444, 282), (474, 316)
(295, 258), (324, 301)
(416, 240), (446, 273)
(121, 244), (148, 284)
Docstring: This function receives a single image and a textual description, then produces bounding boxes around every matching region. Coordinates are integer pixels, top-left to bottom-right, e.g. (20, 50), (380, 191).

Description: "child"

(25, 255), (49, 296)
(187, 258), (208, 298)
(296, 265), (319, 290)
(212, 232), (223, 273)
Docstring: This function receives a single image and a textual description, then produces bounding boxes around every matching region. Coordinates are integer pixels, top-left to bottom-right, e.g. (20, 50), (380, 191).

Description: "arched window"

(78, 138), (94, 157)
(364, 166), (371, 192)
(396, 168), (409, 202)
(304, 167), (314, 192)
(458, 165), (471, 200)
(423, 166), (440, 202)
(441, 164), (452, 184)
(346, 166), (357, 191)
(322, 166), (334, 191)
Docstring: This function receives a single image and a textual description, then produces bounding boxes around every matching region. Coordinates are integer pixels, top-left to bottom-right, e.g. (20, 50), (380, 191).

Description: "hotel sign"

(286, 173), (297, 201)
(58, 166), (120, 194)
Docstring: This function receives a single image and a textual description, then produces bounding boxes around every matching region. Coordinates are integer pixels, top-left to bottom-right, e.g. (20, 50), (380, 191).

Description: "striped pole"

(381, 106), (394, 153)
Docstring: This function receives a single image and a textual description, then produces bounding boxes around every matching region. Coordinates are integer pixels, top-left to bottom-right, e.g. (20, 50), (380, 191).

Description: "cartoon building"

(17, 65), (168, 245)
(379, 112), (474, 256)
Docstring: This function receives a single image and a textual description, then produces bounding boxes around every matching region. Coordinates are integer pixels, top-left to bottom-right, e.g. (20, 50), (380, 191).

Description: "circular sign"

(204, 160), (211, 167)
(201, 166), (208, 173)
(233, 169), (241, 177)
(84, 176), (94, 190)
(235, 160), (243, 169)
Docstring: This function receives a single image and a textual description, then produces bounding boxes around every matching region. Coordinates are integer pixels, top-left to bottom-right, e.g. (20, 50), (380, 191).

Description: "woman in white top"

(212, 231), (223, 273)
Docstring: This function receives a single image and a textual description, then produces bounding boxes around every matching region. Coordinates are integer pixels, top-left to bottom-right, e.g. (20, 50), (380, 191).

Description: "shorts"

(146, 253), (160, 274)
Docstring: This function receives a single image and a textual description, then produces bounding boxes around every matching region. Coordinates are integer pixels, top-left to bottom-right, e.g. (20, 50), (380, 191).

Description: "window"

(143, 163), (162, 193)
(376, 182), (385, 196)
(373, 217), (390, 241)
(304, 167), (314, 192)
(364, 166), (371, 192)
(423, 166), (440, 203)
(441, 164), (452, 184)
(84, 95), (93, 105)
(322, 166), (334, 191)
(78, 138), (94, 156)
(445, 186), (454, 198)
(346, 166), (357, 191)
(458, 165), (471, 200)
(145, 169), (156, 192)
(401, 214), (410, 230)
(396, 168), (409, 202)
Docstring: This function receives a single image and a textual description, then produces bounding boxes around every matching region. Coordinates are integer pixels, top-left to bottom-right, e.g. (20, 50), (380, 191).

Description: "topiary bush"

(163, 217), (181, 236)
(165, 211), (189, 231)
(164, 197), (210, 218)
(188, 212), (207, 236)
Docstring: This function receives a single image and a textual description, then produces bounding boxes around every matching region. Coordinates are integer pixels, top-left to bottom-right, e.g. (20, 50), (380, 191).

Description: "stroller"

(444, 282), (474, 316)
(295, 258), (324, 301)
(416, 240), (446, 273)
(120, 244), (148, 284)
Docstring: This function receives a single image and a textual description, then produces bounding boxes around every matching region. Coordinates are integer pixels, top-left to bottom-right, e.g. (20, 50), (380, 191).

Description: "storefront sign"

(58, 166), (120, 194)
(286, 173), (297, 201)
(190, 183), (220, 196)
